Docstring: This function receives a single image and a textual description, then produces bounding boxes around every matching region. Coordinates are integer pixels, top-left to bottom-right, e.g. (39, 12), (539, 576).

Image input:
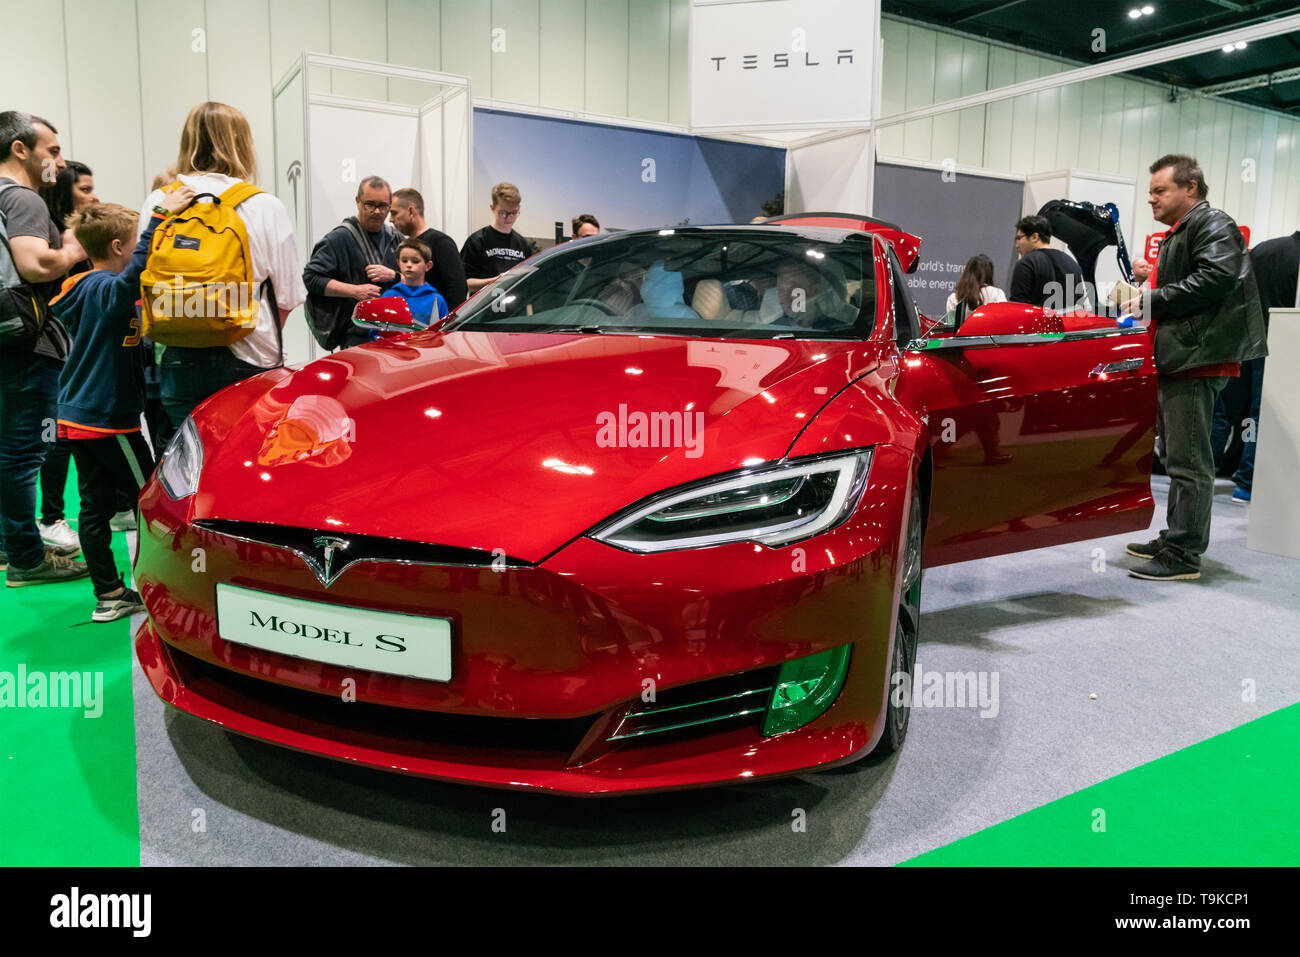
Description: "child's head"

(489, 182), (521, 233)
(397, 238), (432, 286)
(66, 202), (138, 271)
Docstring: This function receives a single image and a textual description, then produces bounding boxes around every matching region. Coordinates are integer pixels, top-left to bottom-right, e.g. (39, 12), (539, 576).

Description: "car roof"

(565, 223), (873, 246)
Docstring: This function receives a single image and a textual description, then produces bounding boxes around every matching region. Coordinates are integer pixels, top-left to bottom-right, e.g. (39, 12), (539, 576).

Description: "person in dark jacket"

(1008, 215), (1087, 309)
(302, 175), (401, 350)
(1210, 231), (1297, 502)
(1121, 154), (1268, 581)
(50, 190), (194, 619)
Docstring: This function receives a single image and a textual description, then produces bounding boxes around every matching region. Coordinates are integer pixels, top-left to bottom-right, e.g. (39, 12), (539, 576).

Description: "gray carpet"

(131, 477), (1300, 865)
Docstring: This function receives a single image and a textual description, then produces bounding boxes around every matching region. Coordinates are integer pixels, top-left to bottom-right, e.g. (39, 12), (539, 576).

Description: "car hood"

(195, 330), (882, 561)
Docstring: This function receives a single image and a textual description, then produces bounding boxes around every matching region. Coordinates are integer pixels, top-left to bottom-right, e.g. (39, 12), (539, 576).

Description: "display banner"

(872, 162), (1026, 320)
(472, 108), (786, 244)
(690, 0), (877, 133)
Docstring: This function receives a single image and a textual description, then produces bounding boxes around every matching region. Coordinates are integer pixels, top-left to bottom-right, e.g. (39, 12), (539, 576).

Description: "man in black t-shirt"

(0, 110), (89, 584)
(390, 187), (468, 309)
(460, 182), (539, 294)
(1008, 214), (1088, 310)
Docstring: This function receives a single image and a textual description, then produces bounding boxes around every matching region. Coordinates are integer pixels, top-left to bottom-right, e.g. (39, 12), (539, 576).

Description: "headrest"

(691, 279), (730, 320)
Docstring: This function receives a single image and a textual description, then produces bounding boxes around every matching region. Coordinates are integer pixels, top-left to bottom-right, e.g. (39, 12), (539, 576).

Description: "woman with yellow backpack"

(136, 102), (306, 428)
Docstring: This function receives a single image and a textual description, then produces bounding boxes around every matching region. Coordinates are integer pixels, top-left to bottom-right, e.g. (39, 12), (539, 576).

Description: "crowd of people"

(0, 101), (607, 620)
(0, 99), (1293, 612)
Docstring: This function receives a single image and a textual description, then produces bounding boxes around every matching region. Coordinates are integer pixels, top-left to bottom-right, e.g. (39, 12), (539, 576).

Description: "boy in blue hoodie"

(50, 188), (193, 621)
(375, 238), (449, 336)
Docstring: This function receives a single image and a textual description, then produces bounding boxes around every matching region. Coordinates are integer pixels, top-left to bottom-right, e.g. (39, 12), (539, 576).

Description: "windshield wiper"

(547, 325), (606, 334)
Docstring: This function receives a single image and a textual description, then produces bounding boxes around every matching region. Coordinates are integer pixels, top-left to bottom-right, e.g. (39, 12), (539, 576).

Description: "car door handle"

(1089, 358), (1144, 379)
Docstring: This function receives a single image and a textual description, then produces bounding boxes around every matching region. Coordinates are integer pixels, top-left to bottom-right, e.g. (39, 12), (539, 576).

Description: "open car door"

(894, 294), (1157, 568)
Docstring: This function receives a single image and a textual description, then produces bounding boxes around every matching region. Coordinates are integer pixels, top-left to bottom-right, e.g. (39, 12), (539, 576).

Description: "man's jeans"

(0, 353), (60, 569)
(1156, 375), (1228, 567)
(1210, 356), (1264, 493)
(159, 346), (266, 429)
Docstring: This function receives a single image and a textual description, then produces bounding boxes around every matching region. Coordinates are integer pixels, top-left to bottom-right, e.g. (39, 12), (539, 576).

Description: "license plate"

(215, 584), (452, 681)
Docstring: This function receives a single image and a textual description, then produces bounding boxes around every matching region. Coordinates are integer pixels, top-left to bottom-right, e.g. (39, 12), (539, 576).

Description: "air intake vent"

(606, 667), (778, 743)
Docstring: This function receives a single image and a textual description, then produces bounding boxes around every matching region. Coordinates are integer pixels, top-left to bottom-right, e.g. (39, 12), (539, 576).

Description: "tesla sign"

(690, 0), (877, 133)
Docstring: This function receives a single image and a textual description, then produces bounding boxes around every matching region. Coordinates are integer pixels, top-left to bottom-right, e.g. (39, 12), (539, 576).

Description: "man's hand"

(160, 185), (196, 214)
(60, 229), (85, 265)
(352, 283), (382, 301)
(365, 264), (396, 283)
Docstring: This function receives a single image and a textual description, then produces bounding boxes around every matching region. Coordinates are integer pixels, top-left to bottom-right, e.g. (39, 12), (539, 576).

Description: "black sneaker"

(1125, 538), (1163, 560)
(93, 587), (146, 622)
(1128, 550), (1201, 581)
(5, 552), (91, 586)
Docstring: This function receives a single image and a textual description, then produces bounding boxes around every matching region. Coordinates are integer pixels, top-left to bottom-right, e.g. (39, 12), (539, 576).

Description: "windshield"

(448, 229), (876, 339)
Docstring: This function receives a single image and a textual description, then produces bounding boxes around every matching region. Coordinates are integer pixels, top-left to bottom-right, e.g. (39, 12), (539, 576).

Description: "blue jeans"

(159, 347), (265, 428)
(0, 353), (61, 568)
(1210, 357), (1264, 493)
(1157, 375), (1228, 567)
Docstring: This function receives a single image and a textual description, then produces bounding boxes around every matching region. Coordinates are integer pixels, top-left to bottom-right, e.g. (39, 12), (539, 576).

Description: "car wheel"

(871, 479), (923, 756)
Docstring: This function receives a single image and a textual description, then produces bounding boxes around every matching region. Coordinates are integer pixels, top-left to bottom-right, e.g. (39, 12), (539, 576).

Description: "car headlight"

(591, 449), (872, 553)
(158, 416), (204, 500)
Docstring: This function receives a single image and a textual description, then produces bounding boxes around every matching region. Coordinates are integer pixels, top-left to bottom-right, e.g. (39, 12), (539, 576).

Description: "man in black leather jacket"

(1121, 154), (1267, 581)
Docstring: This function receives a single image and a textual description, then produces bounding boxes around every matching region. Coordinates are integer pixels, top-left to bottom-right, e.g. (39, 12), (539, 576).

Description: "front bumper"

(134, 445), (915, 794)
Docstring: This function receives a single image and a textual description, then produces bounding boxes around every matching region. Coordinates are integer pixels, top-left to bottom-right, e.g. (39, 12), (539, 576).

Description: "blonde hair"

(176, 102), (257, 182)
(150, 166), (178, 192)
(67, 203), (138, 261)
(491, 182), (521, 207)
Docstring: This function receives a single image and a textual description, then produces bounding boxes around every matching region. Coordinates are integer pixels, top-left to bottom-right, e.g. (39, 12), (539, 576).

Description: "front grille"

(193, 519), (531, 569)
(606, 667), (778, 743)
(173, 649), (596, 757)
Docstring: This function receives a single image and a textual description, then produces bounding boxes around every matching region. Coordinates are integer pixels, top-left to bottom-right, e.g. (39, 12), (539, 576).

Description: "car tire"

(871, 478), (923, 756)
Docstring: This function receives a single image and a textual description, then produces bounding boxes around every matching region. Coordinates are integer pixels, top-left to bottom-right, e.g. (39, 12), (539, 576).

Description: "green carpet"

(0, 468), (140, 866)
(902, 702), (1300, 866)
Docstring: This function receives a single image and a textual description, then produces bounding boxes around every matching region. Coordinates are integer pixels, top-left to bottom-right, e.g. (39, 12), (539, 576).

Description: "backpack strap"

(341, 218), (381, 268)
(218, 182), (263, 207)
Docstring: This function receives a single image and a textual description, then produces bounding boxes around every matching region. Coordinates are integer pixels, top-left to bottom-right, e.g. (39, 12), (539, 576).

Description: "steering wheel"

(565, 297), (622, 317)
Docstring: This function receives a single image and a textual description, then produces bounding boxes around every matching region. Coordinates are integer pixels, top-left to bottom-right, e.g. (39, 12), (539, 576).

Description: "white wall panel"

(585, 0), (629, 117)
(668, 0), (691, 126)
(137, 0), (209, 194)
(387, 0), (443, 102)
(902, 24), (936, 160)
(538, 0), (585, 111)
(441, 0), (493, 98)
(64, 0), (145, 207)
(0, 3), (71, 151)
(876, 18), (908, 158)
(207, 0), (275, 188)
(331, 0), (391, 100)
(270, 0), (331, 89)
(492, 0), (541, 105)
(628, 0), (671, 123)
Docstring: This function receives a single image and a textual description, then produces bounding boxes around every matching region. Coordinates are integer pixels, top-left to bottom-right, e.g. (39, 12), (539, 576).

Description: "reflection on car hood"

(195, 330), (883, 561)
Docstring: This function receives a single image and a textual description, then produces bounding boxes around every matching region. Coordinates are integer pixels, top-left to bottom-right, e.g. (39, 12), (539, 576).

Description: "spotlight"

(1129, 9), (1142, 18)
(1142, 4), (1154, 13)
(1223, 44), (1235, 52)
(1235, 41), (1247, 50)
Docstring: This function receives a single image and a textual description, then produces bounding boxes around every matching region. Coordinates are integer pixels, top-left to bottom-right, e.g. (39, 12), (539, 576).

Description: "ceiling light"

(1142, 4), (1154, 13)
(1129, 9), (1141, 18)
(1234, 41), (1247, 50)
(1223, 43), (1236, 52)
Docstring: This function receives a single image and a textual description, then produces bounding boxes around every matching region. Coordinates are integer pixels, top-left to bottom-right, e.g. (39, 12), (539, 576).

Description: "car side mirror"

(352, 297), (426, 334)
(955, 302), (1064, 337)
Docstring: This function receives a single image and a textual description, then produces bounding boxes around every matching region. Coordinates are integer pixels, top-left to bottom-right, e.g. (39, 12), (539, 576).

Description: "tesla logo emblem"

(309, 535), (351, 586)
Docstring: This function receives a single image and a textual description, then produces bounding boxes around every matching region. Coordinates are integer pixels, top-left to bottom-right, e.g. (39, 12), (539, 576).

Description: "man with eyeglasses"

(302, 175), (401, 349)
(460, 182), (539, 294)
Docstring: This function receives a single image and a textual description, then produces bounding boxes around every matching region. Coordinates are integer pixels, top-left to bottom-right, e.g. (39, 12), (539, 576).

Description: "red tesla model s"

(133, 214), (1155, 794)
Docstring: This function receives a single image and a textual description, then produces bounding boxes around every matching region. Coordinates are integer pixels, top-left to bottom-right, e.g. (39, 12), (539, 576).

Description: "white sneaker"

(38, 519), (81, 553)
(110, 510), (138, 532)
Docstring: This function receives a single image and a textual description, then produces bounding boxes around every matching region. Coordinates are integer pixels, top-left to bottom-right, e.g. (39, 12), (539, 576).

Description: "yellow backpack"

(140, 181), (265, 347)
